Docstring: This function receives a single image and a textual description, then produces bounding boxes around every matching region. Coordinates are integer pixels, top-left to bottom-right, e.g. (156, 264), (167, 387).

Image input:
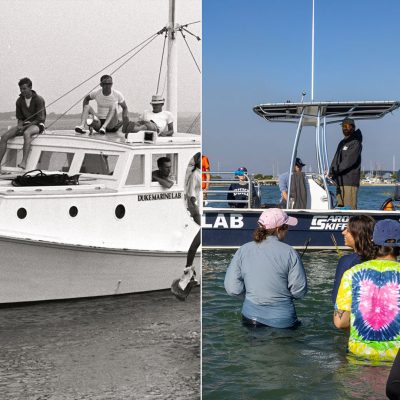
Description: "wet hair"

(253, 224), (288, 243)
(100, 74), (112, 83)
(18, 77), (32, 88)
(157, 156), (171, 168)
(347, 215), (375, 261)
(375, 246), (400, 259)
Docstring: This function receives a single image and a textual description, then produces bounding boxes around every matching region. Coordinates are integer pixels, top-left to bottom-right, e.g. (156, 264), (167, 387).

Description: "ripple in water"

(203, 251), (391, 400)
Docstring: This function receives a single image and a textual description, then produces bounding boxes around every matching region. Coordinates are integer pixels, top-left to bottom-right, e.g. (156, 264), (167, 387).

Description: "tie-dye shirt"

(336, 259), (400, 361)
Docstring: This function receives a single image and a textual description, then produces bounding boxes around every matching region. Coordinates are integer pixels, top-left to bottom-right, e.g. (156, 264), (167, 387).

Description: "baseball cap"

(341, 117), (355, 126)
(258, 208), (298, 230)
(372, 219), (400, 247)
(295, 157), (305, 167)
(234, 167), (247, 176)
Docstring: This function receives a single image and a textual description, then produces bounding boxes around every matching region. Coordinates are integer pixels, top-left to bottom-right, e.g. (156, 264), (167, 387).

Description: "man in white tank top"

(75, 75), (128, 135)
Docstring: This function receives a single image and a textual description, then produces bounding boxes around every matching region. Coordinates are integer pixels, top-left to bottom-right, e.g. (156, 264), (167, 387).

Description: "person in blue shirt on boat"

(0, 77), (46, 173)
(224, 208), (307, 328)
(278, 157), (307, 208)
(331, 215), (375, 304)
(329, 117), (362, 210)
(75, 75), (128, 135)
(227, 167), (260, 208)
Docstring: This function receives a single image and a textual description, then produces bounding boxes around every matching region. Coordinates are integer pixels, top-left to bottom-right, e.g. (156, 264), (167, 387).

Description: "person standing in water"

(224, 208), (307, 328)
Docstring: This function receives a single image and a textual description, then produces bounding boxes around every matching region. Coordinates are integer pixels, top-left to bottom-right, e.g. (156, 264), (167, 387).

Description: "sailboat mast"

(167, 0), (178, 125)
(311, 0), (315, 102)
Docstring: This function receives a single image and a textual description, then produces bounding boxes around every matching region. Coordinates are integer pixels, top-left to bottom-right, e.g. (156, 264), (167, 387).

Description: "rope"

(187, 112), (201, 134)
(156, 31), (168, 94)
(178, 29), (201, 73)
(47, 31), (163, 129)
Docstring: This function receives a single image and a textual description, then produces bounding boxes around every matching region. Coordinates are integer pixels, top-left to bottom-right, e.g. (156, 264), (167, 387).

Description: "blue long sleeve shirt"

(224, 236), (307, 328)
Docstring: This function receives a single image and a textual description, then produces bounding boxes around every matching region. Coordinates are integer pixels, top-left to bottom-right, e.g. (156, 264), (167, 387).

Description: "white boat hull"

(0, 236), (200, 304)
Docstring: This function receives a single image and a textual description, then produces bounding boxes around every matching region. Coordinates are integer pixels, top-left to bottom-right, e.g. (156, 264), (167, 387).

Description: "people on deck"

(0, 77), (46, 172)
(227, 166), (260, 208)
(329, 117), (362, 210)
(171, 152), (201, 300)
(122, 95), (174, 137)
(334, 219), (400, 361)
(224, 208), (307, 329)
(278, 157), (307, 209)
(152, 156), (174, 188)
(331, 215), (375, 304)
(75, 75), (128, 134)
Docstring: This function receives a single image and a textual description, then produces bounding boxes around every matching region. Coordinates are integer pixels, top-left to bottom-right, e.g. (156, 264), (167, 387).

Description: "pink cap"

(257, 208), (298, 229)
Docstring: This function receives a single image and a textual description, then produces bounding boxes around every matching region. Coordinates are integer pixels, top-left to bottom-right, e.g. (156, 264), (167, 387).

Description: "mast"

(311, 0), (315, 102)
(167, 0), (178, 125)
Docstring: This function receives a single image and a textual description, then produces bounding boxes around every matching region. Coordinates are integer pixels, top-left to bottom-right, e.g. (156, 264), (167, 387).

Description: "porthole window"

(69, 206), (78, 217)
(17, 208), (27, 219)
(115, 204), (125, 219)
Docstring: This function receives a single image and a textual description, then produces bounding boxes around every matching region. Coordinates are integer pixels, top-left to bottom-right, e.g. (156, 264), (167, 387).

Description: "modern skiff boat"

(202, 100), (400, 250)
(0, 0), (200, 304)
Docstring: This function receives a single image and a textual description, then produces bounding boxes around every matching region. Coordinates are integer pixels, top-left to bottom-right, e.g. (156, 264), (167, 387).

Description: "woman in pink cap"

(224, 208), (307, 328)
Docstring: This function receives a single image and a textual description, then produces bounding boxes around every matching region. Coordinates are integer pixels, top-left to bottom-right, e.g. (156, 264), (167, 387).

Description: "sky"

(0, 0), (201, 115)
(203, 0), (400, 175)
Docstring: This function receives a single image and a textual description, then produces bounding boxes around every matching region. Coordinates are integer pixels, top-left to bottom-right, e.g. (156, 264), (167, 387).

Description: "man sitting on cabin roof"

(122, 95), (174, 137)
(0, 77), (46, 173)
(152, 156), (174, 188)
(75, 75), (128, 135)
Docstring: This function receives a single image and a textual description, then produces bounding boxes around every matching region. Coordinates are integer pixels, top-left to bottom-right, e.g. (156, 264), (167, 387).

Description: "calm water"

(0, 289), (200, 400)
(202, 252), (391, 400)
(202, 187), (395, 400)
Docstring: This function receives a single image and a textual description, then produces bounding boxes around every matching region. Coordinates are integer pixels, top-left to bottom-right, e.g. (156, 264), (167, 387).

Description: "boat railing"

(203, 171), (261, 208)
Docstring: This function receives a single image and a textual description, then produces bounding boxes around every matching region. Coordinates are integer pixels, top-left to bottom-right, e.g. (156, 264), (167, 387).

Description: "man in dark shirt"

(329, 117), (362, 209)
(227, 167), (260, 208)
(0, 77), (46, 173)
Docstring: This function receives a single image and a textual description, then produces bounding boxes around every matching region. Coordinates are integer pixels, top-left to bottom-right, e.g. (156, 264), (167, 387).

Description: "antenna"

(311, 0), (315, 101)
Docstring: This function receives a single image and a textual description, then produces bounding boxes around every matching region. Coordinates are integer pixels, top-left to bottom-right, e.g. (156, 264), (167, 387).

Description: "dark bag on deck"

(12, 169), (80, 187)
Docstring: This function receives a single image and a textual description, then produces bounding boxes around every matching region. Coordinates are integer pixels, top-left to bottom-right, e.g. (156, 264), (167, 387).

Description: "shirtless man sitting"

(75, 75), (128, 134)
(152, 156), (174, 188)
(122, 94), (174, 137)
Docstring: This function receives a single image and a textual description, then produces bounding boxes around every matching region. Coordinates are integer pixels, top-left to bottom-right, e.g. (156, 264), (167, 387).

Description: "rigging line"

(181, 20), (201, 27)
(178, 30), (201, 74)
(156, 31), (168, 94)
(187, 112), (201, 134)
(181, 27), (201, 41)
(17, 31), (162, 129)
(46, 33), (162, 129)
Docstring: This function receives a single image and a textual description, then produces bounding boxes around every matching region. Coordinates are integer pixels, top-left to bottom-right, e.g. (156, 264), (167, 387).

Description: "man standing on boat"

(122, 95), (174, 137)
(75, 75), (128, 135)
(329, 117), (362, 210)
(0, 77), (46, 172)
(278, 158), (307, 209)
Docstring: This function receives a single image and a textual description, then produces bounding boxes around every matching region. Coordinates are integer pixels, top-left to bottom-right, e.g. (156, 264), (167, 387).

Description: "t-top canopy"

(253, 101), (400, 125)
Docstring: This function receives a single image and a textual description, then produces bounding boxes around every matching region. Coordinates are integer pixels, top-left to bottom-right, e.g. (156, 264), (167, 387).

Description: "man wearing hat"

(227, 166), (260, 208)
(329, 117), (363, 209)
(122, 94), (174, 137)
(278, 157), (307, 208)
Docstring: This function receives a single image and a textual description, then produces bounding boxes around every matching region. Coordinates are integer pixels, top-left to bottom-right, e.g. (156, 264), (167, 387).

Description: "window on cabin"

(3, 149), (20, 167)
(125, 154), (145, 185)
(151, 153), (178, 186)
(79, 154), (118, 175)
(36, 151), (75, 172)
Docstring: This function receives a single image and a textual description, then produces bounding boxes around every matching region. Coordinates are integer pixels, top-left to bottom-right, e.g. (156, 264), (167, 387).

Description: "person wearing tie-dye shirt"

(334, 219), (400, 362)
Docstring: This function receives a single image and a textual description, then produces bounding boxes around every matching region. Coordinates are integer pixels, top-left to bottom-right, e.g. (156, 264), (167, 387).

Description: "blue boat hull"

(202, 209), (400, 249)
